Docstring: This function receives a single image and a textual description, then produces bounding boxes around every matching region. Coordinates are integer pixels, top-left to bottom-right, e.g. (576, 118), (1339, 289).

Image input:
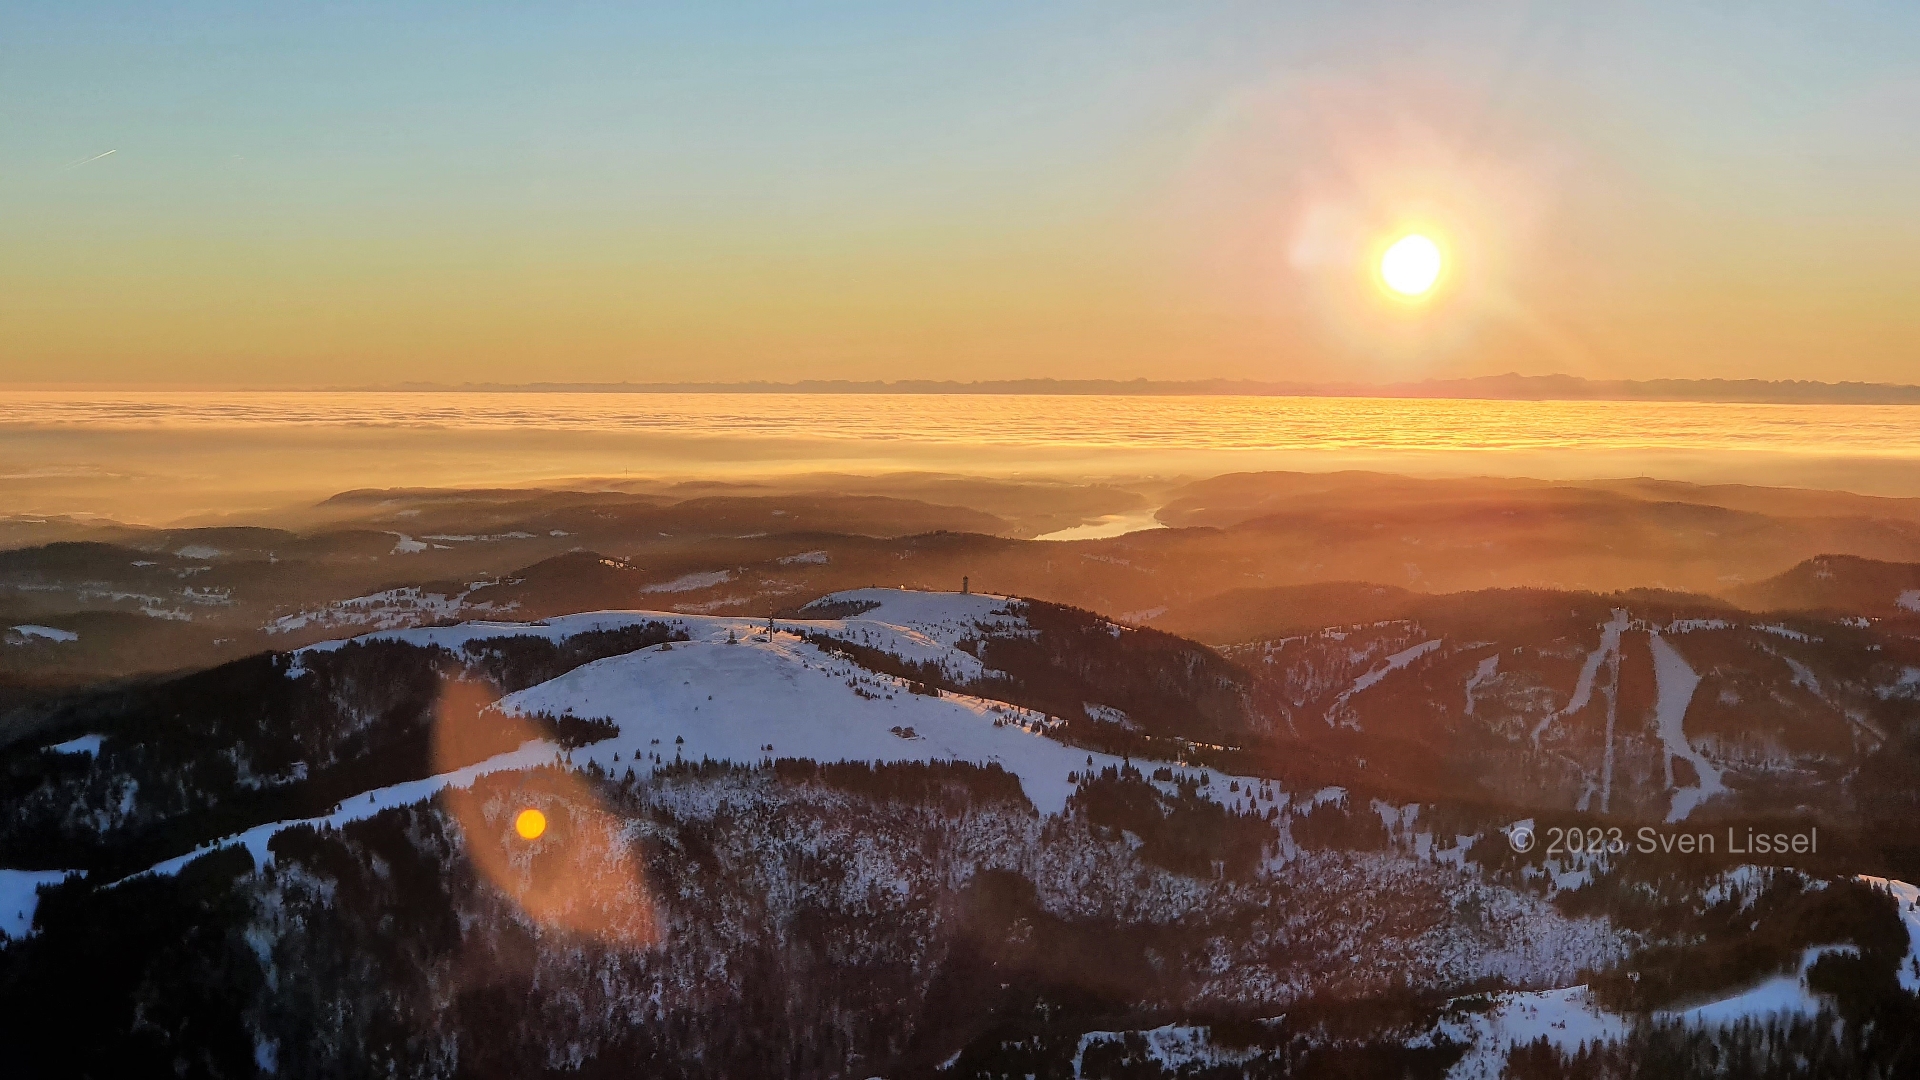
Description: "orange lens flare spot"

(514, 807), (548, 840)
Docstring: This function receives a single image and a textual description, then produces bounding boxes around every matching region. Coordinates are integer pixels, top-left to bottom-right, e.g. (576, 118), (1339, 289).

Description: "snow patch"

(1781, 654), (1821, 697)
(296, 610), (696, 657)
(8, 624), (77, 643)
(1857, 876), (1920, 992)
(640, 570), (735, 593)
(46, 734), (103, 756)
(1701, 865), (1772, 912)
(267, 586), (515, 636)
(1657, 946), (1853, 1026)
(1326, 639), (1441, 728)
(422, 531), (535, 542)
(1463, 655), (1499, 716)
(134, 739), (562, 880)
(1074, 1023), (1260, 1077)
(0, 869), (78, 940)
(1433, 986), (1626, 1079)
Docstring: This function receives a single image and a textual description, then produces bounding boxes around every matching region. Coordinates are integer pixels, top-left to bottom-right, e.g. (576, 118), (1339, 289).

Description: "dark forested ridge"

(796, 595), (1261, 757)
(7, 756), (1915, 1078)
(0, 622), (683, 875)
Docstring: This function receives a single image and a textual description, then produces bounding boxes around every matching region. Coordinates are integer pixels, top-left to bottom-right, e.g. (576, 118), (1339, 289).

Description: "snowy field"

(133, 590), (1269, 882)
(497, 623), (1114, 815)
(0, 869), (76, 940)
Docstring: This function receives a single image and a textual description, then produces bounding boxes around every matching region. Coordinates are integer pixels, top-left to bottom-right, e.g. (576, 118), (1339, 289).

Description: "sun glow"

(1379, 234), (1443, 297)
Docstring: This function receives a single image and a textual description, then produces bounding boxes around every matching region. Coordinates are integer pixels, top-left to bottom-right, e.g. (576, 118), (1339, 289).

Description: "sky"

(3, 1), (1917, 388)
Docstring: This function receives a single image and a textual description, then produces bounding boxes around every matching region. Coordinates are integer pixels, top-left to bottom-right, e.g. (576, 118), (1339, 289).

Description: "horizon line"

(8, 372), (1920, 405)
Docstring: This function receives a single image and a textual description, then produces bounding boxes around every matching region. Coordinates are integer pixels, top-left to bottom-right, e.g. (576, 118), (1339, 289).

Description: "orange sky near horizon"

(3, 3), (1916, 389)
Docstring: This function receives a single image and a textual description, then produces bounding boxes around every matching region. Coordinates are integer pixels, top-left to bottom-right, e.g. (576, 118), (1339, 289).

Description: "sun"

(1379, 233), (1443, 297)
(514, 807), (547, 840)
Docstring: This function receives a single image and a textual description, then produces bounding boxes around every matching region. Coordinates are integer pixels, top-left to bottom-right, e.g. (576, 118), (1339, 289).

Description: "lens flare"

(514, 807), (547, 839)
(1380, 234), (1442, 297)
(432, 679), (660, 946)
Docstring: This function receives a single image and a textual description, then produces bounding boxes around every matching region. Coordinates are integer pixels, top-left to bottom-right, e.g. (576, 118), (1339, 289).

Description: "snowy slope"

(1326, 638), (1441, 728)
(268, 585), (518, 636)
(802, 586), (1026, 639)
(129, 590), (1266, 879)
(1530, 609), (1628, 745)
(8, 624), (78, 643)
(1072, 1024), (1261, 1077)
(1656, 945), (1853, 1027)
(798, 586), (1032, 684)
(1, 869), (76, 940)
(498, 623), (1118, 815)
(135, 741), (561, 880)
(1858, 876), (1920, 992)
(294, 609), (692, 657)
(297, 586), (1019, 679)
(1431, 986), (1627, 1079)
(1430, 898), (1920, 1073)
(46, 734), (103, 757)
(1649, 632), (1725, 822)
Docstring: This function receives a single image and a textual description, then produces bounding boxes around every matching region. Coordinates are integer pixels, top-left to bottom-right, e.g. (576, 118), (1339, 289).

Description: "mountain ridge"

(338, 372), (1920, 404)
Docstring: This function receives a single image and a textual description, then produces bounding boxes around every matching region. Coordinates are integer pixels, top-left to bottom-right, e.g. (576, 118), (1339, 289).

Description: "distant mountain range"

(353, 373), (1920, 404)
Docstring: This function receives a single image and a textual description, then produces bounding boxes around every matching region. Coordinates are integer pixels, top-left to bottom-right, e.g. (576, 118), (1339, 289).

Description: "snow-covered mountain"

(4, 584), (1919, 1078)
(1217, 588), (1920, 827)
(126, 590), (1261, 881)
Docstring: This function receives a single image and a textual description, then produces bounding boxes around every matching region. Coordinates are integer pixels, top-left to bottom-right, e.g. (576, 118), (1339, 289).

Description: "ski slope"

(1325, 639), (1441, 728)
(1531, 609), (1628, 746)
(1463, 655), (1499, 716)
(1649, 632), (1725, 822)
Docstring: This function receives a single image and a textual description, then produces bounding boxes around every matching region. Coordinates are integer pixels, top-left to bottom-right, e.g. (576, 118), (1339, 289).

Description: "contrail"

(60, 149), (117, 170)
